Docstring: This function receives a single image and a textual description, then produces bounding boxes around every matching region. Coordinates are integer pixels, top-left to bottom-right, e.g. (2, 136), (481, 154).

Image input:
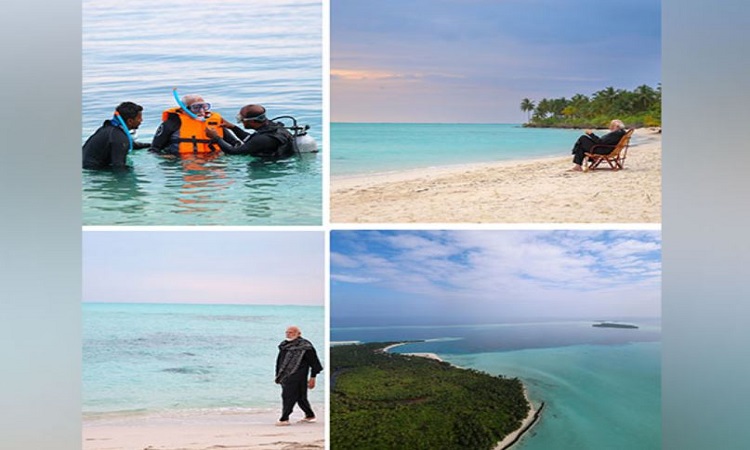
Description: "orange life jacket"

(161, 107), (224, 154)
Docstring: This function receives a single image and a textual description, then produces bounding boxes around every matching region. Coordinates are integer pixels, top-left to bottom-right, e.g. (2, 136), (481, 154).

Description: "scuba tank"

(271, 115), (319, 154)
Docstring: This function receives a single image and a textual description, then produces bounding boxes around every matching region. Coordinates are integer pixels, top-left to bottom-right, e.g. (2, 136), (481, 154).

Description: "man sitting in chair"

(569, 119), (628, 171)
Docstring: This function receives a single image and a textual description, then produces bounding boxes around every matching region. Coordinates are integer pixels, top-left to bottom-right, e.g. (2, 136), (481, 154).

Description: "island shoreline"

(383, 343), (542, 450)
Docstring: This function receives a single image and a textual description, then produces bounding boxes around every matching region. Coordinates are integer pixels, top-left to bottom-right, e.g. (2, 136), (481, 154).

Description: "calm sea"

(83, 303), (325, 418)
(331, 320), (661, 450)
(332, 123), (587, 176)
(82, 0), (322, 225)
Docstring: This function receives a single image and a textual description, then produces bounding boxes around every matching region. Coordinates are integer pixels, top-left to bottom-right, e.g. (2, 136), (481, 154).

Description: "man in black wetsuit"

(569, 119), (628, 171)
(275, 326), (323, 426)
(206, 104), (295, 158)
(82, 102), (149, 170)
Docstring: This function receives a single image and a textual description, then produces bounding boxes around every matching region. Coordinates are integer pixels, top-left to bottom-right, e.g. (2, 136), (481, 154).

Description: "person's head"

(116, 102), (143, 130)
(609, 119), (625, 131)
(182, 94), (211, 118)
(285, 326), (301, 341)
(236, 104), (268, 130)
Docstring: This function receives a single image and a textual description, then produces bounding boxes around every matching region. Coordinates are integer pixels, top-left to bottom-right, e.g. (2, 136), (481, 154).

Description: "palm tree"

(520, 98), (535, 123)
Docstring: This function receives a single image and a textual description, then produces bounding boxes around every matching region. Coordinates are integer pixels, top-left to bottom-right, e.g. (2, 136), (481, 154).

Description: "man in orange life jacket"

(150, 94), (232, 156)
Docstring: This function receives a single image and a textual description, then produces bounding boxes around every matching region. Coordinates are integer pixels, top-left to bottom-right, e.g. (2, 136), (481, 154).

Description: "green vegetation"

(331, 342), (530, 450)
(520, 84), (661, 128)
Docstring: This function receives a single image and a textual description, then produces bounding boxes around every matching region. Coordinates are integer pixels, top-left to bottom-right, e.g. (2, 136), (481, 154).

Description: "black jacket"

(276, 341), (323, 382)
(82, 120), (147, 170)
(588, 128), (627, 146)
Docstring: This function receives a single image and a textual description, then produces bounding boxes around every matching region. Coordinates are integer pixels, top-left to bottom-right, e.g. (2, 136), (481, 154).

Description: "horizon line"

(82, 301), (323, 307)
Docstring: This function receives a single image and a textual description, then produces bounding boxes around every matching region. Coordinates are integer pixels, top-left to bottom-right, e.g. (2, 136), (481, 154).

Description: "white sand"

(83, 408), (324, 450)
(380, 343), (406, 353)
(494, 387), (539, 450)
(402, 352), (444, 362)
(331, 128), (661, 223)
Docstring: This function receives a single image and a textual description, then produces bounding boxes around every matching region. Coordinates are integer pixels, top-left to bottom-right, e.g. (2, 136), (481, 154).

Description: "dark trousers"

(280, 377), (314, 421)
(571, 135), (612, 165)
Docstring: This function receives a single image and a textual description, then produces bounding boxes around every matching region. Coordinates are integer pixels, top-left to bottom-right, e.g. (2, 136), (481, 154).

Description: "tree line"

(520, 84), (661, 128)
(331, 342), (530, 450)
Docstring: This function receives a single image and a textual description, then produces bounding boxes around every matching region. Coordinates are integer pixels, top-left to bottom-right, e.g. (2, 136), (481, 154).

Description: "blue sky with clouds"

(331, 230), (661, 326)
(83, 231), (324, 305)
(332, 0), (661, 123)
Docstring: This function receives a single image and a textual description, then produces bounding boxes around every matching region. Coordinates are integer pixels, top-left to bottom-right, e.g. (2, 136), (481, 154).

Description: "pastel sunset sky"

(332, 0), (661, 123)
(83, 231), (324, 305)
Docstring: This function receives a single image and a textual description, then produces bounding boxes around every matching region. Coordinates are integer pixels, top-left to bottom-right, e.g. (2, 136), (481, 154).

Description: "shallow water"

(83, 0), (322, 225)
(83, 303), (325, 417)
(331, 320), (661, 450)
(83, 153), (321, 225)
(332, 123), (585, 176)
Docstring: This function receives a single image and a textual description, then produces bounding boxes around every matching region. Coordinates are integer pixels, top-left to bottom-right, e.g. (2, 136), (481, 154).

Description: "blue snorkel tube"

(172, 87), (204, 121)
(113, 111), (134, 153)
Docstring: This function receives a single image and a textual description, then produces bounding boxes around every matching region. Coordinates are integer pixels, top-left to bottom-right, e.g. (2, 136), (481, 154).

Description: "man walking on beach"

(275, 326), (323, 426)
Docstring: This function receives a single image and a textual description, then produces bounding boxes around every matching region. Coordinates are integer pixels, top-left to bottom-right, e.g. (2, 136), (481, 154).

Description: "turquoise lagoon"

(83, 303), (325, 418)
(331, 320), (661, 450)
(331, 123), (587, 176)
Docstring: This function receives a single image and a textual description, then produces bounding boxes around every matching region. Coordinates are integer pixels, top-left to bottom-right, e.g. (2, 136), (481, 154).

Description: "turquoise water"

(331, 123), (585, 176)
(331, 321), (661, 449)
(83, 0), (322, 225)
(83, 303), (325, 417)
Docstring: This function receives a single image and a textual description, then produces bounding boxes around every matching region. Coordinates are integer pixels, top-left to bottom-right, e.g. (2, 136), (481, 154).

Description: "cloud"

(331, 230), (661, 320)
(331, 274), (379, 284)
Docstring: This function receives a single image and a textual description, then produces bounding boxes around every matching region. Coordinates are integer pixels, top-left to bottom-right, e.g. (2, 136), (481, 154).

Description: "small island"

(331, 342), (537, 450)
(592, 322), (639, 329)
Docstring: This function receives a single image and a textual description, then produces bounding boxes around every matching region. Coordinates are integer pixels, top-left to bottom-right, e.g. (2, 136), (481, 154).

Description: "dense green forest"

(331, 343), (530, 450)
(520, 84), (661, 128)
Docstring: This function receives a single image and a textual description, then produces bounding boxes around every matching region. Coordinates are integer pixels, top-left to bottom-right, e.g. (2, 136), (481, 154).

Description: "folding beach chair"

(584, 128), (635, 171)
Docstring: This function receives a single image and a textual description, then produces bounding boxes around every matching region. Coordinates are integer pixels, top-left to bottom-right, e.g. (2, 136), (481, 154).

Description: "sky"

(83, 231), (324, 305)
(331, 0), (661, 123)
(331, 230), (661, 326)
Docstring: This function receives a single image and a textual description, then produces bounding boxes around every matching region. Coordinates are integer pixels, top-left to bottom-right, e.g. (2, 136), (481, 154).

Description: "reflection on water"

(82, 0), (322, 225)
(83, 152), (321, 225)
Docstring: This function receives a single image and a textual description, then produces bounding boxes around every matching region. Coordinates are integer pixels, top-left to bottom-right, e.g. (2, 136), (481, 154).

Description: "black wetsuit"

(217, 121), (295, 158)
(276, 340), (323, 422)
(82, 120), (148, 170)
(571, 128), (627, 165)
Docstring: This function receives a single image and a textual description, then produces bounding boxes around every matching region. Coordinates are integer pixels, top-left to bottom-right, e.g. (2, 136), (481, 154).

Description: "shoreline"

(495, 388), (544, 450)
(83, 407), (325, 450)
(383, 343), (540, 450)
(331, 128), (661, 223)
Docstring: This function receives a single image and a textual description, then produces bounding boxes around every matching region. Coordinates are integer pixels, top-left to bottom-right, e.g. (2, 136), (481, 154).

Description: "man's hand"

(308, 378), (316, 389)
(220, 117), (235, 128)
(205, 127), (220, 139)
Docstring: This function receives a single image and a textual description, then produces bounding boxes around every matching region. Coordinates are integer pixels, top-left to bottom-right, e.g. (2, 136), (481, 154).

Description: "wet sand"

(83, 409), (325, 450)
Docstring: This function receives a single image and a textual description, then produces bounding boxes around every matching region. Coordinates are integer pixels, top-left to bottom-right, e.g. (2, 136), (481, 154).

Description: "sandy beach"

(331, 128), (661, 223)
(83, 409), (325, 450)
(495, 387), (542, 450)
